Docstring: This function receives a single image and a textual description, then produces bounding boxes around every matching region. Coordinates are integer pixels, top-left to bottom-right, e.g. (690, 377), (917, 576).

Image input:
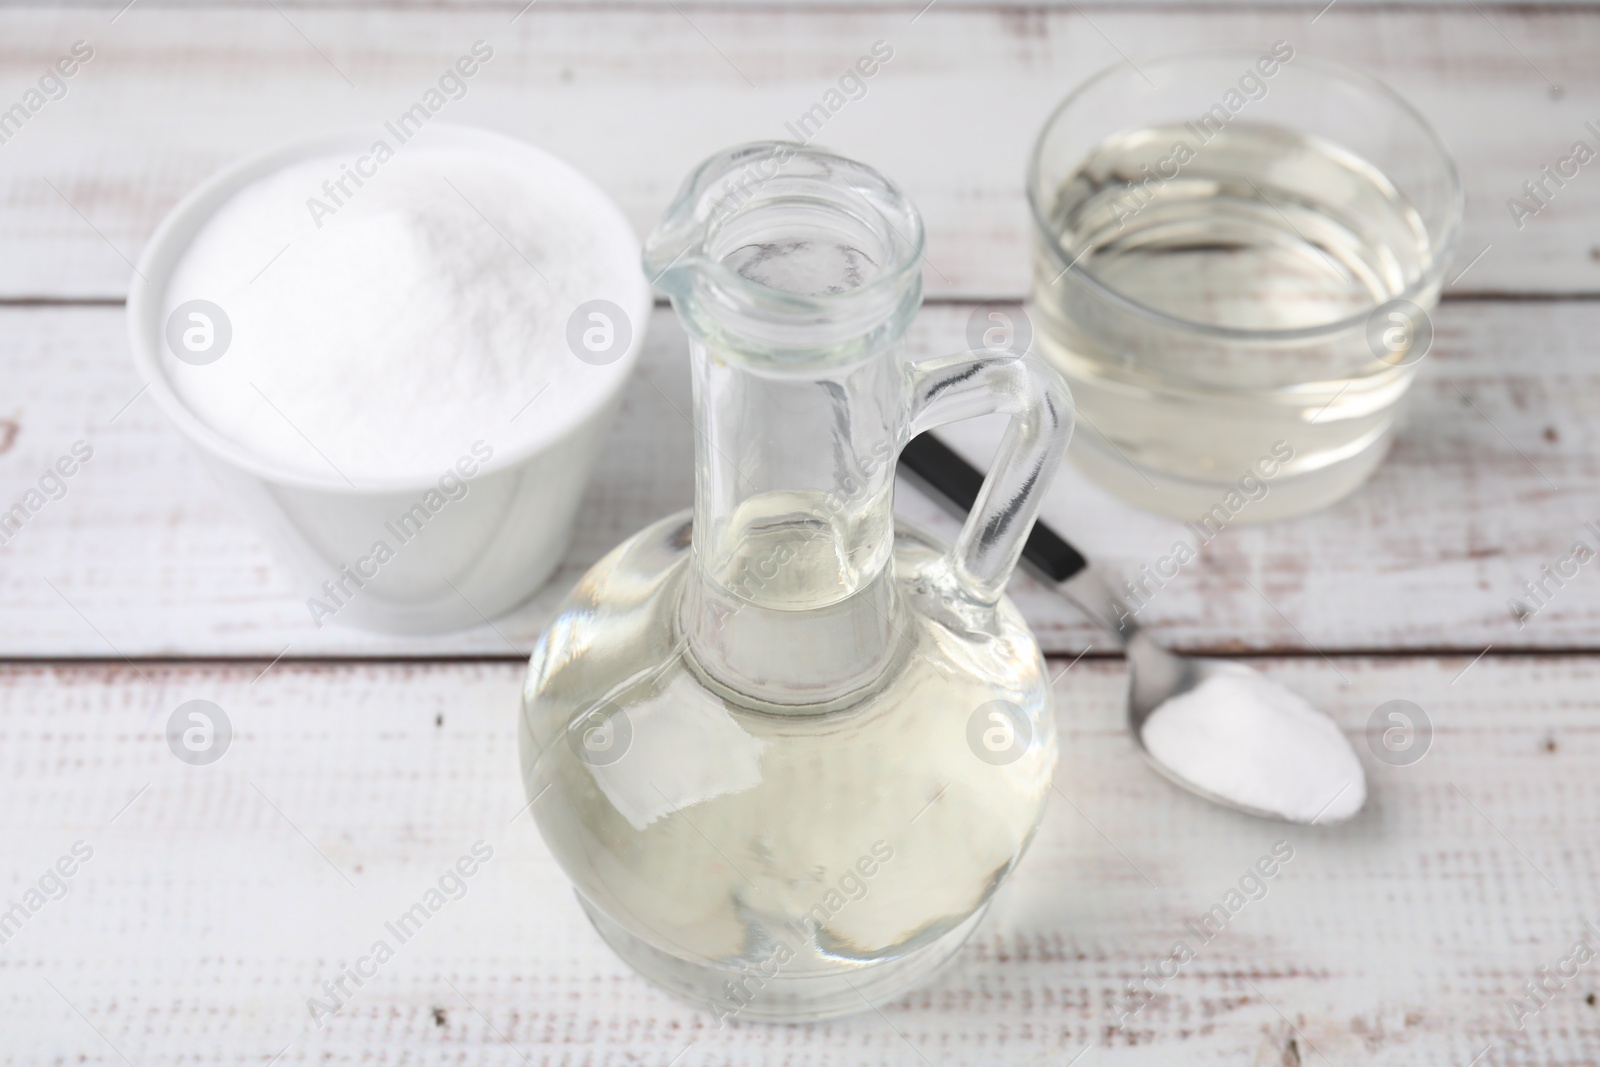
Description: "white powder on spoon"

(1139, 668), (1367, 823)
(160, 138), (635, 482)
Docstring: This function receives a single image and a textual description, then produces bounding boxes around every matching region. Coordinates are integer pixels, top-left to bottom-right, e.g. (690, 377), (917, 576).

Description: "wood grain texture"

(28, 1), (1600, 9)
(2, 5), (1599, 300)
(3, 300), (1597, 658)
(0, 655), (1595, 1065)
(3, 5), (1597, 1064)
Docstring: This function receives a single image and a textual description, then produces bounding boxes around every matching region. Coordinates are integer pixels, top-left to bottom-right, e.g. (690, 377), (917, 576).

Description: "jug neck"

(645, 143), (926, 709)
(678, 333), (914, 710)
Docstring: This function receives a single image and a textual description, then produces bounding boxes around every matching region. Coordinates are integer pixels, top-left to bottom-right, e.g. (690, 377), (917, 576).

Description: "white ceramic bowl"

(127, 125), (650, 634)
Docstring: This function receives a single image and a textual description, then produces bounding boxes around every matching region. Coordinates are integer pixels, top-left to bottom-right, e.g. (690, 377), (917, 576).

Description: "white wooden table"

(3, 3), (1599, 1064)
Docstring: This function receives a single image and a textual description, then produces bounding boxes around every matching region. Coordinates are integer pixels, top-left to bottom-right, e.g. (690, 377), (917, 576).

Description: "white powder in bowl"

(160, 134), (639, 483)
(1139, 668), (1367, 823)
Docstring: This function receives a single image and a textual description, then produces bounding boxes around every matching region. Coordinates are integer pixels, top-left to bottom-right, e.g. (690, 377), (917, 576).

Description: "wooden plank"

(3, 299), (1598, 657)
(0, 655), (1594, 1063)
(2, 6), (1599, 299)
(31, 0), (1600, 8)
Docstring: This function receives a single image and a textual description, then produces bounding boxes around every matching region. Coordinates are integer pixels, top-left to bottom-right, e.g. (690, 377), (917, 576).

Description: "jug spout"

(641, 143), (794, 302)
(642, 141), (924, 361)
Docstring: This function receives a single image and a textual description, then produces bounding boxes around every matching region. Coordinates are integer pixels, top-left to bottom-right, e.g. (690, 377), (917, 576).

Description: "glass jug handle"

(905, 351), (1074, 606)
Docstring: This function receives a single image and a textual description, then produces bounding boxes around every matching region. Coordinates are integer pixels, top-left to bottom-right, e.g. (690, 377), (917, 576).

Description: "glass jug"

(519, 142), (1074, 1022)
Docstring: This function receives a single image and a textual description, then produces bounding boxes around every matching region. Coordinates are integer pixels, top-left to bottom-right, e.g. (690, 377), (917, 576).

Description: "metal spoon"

(900, 433), (1367, 825)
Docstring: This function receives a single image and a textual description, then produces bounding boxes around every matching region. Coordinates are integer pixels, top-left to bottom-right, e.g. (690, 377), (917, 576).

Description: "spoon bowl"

(1123, 629), (1366, 824)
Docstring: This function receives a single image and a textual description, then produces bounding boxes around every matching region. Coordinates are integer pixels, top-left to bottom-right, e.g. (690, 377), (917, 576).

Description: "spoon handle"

(900, 432), (1087, 583)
